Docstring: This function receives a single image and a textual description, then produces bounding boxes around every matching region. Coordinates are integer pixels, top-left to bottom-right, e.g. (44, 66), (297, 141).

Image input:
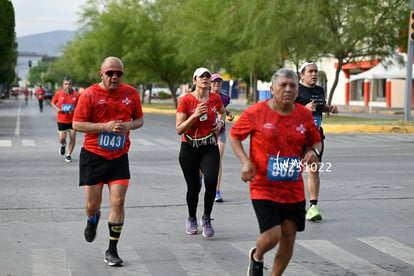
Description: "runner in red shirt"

(23, 88), (29, 105)
(73, 56), (144, 267)
(229, 68), (321, 276)
(35, 85), (45, 112)
(176, 67), (226, 238)
(51, 77), (80, 163)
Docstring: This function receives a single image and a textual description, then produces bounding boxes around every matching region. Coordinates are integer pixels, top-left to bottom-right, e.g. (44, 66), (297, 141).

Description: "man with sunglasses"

(73, 56), (144, 266)
(295, 61), (338, 222)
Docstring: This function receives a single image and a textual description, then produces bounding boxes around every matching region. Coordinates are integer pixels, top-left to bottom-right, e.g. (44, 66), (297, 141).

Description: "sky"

(12, 0), (86, 37)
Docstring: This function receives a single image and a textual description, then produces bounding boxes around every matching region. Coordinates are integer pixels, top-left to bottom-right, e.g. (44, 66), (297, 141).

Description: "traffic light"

(410, 11), (414, 42)
(28, 60), (32, 67)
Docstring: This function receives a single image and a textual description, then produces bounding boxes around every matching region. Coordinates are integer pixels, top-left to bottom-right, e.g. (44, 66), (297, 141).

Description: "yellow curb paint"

(141, 108), (414, 134)
(323, 125), (414, 134)
(142, 107), (176, 114)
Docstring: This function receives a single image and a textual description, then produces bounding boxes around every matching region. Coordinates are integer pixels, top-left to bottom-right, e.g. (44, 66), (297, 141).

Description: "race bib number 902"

(98, 132), (126, 150)
(61, 104), (74, 113)
(267, 155), (301, 181)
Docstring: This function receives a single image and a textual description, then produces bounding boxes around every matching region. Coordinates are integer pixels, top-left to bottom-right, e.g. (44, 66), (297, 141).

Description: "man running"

(51, 77), (80, 163)
(295, 61), (338, 221)
(73, 56), (144, 266)
(229, 68), (321, 276)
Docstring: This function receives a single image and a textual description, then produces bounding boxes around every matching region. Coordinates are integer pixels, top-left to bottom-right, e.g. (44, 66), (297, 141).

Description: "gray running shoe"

(186, 217), (198, 235)
(104, 249), (123, 266)
(200, 215), (215, 237)
(65, 155), (72, 163)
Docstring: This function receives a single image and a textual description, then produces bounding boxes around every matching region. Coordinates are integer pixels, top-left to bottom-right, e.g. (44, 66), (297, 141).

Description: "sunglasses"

(100, 70), (124, 78)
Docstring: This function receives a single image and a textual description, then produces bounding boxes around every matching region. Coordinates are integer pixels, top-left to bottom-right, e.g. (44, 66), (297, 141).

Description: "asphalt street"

(0, 98), (414, 276)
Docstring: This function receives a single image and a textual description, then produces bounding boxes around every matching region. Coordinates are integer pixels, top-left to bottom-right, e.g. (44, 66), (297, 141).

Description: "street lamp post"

(404, 1), (414, 121)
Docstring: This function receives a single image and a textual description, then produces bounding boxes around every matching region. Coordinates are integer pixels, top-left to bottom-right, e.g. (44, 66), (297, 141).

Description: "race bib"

(61, 104), (74, 113)
(98, 132), (126, 150)
(267, 155), (301, 181)
(313, 115), (322, 129)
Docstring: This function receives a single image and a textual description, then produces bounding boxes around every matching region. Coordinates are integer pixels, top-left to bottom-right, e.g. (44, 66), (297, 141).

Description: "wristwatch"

(312, 148), (321, 160)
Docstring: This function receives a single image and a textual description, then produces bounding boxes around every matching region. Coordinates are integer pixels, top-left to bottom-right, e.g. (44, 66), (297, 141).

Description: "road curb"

(323, 125), (414, 134)
(141, 107), (414, 134)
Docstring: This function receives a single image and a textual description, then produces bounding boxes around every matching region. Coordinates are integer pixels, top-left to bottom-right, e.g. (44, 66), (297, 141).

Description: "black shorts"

(79, 148), (130, 186)
(252, 200), (306, 233)
(57, 122), (73, 132)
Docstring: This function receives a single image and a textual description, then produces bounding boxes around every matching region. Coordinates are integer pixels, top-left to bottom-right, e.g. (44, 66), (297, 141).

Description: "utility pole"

(404, 1), (414, 121)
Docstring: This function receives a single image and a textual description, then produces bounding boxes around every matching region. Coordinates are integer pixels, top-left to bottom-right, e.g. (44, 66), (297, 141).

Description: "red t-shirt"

(73, 83), (143, 160)
(229, 101), (321, 203)
(176, 93), (223, 142)
(52, 89), (80, 124)
(35, 88), (45, 100)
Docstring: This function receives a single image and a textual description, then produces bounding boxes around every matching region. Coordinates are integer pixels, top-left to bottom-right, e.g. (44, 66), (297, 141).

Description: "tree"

(28, 61), (62, 87)
(0, 0), (17, 93)
(53, 0), (409, 107)
(304, 0), (409, 105)
(122, 0), (190, 107)
(53, 0), (191, 107)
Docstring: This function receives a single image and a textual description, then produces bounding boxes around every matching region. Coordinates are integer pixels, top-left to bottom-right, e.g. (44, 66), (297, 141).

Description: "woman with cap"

(176, 67), (226, 237)
(210, 73), (235, 202)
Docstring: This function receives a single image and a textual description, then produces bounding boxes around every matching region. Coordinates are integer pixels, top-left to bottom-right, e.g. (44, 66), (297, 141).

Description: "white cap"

(193, 67), (211, 79)
(299, 61), (318, 73)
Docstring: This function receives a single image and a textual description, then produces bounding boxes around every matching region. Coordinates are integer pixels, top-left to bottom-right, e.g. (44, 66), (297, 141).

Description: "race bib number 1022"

(267, 155), (301, 181)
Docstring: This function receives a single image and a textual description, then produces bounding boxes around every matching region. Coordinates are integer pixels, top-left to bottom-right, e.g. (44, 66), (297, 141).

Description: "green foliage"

(50, 0), (408, 106)
(0, 0), (17, 88)
(28, 61), (63, 87)
(308, 0), (409, 104)
(158, 91), (172, 99)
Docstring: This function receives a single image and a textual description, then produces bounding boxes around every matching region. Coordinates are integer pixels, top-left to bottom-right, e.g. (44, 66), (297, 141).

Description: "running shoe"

(200, 215), (215, 237)
(59, 144), (66, 156)
(247, 247), (263, 276)
(104, 249), (123, 266)
(186, 217), (198, 235)
(215, 190), (223, 202)
(306, 205), (322, 221)
(84, 211), (100, 242)
(65, 154), (72, 163)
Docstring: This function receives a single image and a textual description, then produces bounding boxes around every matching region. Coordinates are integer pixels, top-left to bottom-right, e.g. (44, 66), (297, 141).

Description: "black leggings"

(179, 142), (220, 218)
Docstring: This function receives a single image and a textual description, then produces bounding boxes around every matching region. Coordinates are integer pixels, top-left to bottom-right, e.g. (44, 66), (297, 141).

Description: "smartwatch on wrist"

(312, 148), (321, 160)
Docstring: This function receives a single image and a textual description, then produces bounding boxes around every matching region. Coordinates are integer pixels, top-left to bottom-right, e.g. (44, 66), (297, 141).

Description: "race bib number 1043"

(98, 132), (126, 150)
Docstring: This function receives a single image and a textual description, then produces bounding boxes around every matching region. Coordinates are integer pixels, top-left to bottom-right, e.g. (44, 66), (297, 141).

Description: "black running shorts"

(57, 122), (73, 132)
(79, 148), (130, 186)
(252, 199), (306, 233)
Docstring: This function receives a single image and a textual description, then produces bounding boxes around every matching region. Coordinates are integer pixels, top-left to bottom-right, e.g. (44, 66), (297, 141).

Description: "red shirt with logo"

(229, 101), (321, 203)
(52, 89), (80, 124)
(176, 93), (223, 142)
(35, 88), (45, 100)
(73, 83), (143, 160)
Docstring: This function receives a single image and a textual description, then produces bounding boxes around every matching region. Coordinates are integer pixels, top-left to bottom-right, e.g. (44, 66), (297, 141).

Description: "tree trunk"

(327, 58), (343, 107)
(253, 72), (258, 103)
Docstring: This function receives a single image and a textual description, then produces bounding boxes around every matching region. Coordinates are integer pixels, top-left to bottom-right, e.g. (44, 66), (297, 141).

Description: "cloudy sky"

(13, 0), (86, 37)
